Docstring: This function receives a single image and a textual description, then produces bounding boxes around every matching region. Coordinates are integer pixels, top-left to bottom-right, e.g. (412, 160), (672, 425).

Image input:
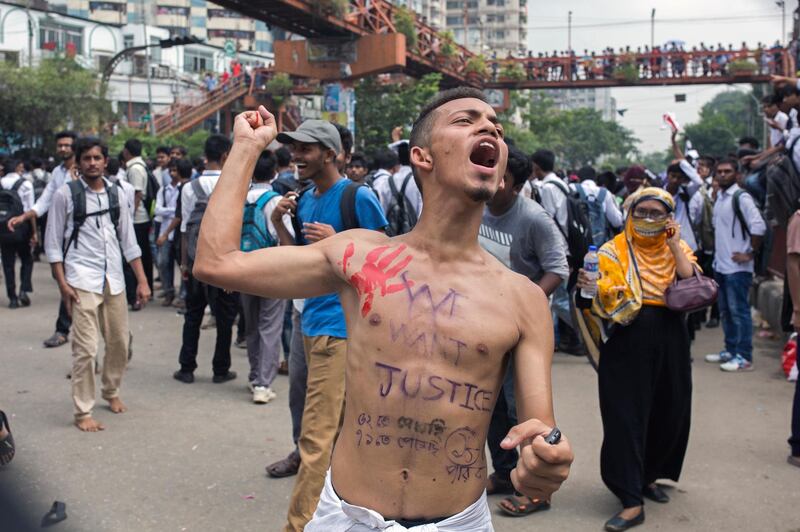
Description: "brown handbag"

(664, 268), (719, 312)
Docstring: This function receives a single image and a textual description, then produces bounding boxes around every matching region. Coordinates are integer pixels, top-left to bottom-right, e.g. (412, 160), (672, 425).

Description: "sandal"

(43, 332), (68, 348)
(486, 472), (515, 495)
(266, 450), (300, 478)
(497, 495), (551, 517)
(41, 501), (68, 527)
(0, 410), (15, 466)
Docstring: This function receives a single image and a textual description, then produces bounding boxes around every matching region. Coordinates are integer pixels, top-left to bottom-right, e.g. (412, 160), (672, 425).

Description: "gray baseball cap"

(276, 120), (342, 155)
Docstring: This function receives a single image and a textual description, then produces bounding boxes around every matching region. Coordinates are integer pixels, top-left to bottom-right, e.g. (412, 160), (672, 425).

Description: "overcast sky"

(524, 0), (791, 153)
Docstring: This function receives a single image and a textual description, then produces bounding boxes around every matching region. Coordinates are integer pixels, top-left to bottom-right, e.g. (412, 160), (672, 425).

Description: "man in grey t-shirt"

(478, 144), (568, 517)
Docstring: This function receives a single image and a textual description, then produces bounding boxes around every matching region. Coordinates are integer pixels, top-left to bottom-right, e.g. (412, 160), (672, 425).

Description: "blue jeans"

(714, 271), (754, 361)
(157, 239), (176, 298)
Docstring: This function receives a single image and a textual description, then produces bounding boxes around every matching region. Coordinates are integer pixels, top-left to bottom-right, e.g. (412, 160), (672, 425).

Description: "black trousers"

(55, 301), (71, 335)
(134, 221), (153, 291)
(487, 361), (518, 482)
(599, 306), (692, 508)
(1, 241), (33, 300)
(791, 373), (800, 457)
(178, 274), (238, 376)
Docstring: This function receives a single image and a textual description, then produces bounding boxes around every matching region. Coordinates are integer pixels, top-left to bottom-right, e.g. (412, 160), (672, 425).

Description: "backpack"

(733, 188), (770, 275)
(128, 161), (160, 219)
(0, 178), (28, 244)
(765, 135), (800, 226)
(385, 173), (418, 237)
(63, 179), (121, 255)
(32, 176), (47, 201)
(732, 189), (764, 239)
(696, 185), (715, 253)
(574, 183), (608, 246)
(185, 179), (208, 264)
(290, 181), (366, 242)
(533, 180), (592, 273)
(241, 189), (279, 252)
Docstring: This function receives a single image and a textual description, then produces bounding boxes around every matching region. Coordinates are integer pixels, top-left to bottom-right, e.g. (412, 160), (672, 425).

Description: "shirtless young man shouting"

(194, 88), (573, 530)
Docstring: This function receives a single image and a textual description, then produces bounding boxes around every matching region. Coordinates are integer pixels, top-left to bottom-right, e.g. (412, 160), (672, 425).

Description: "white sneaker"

(705, 351), (733, 363)
(252, 386), (276, 404)
(720, 355), (753, 372)
(247, 381), (255, 393)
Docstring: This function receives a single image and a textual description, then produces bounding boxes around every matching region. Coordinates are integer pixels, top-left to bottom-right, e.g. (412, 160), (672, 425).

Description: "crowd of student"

(1, 78), (799, 531)
(493, 40), (788, 82)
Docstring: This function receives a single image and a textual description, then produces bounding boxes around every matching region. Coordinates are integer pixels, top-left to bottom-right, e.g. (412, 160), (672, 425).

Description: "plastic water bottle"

(581, 245), (599, 299)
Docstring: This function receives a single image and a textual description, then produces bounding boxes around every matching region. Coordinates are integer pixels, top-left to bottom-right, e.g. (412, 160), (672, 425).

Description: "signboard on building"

(224, 39), (236, 58)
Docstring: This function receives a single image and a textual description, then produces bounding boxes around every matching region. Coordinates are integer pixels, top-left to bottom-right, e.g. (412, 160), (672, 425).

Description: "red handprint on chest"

(341, 243), (414, 317)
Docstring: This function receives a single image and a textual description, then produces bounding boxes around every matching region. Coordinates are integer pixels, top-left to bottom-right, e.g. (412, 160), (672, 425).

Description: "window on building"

(89, 2), (126, 12)
(446, 0), (461, 8)
(207, 9), (244, 18)
(0, 50), (20, 65)
(486, 0), (505, 5)
(156, 6), (190, 16)
(123, 34), (134, 49)
(39, 22), (83, 55)
(184, 49), (213, 73)
(486, 14), (505, 23)
(446, 15), (462, 25)
(207, 29), (254, 40)
(163, 26), (190, 37)
(149, 36), (161, 62)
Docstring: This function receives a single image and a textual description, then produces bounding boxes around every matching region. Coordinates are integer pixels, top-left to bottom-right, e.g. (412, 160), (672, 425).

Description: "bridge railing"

(488, 47), (792, 84)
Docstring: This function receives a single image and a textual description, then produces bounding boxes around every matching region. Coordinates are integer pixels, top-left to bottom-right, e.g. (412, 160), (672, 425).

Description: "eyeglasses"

(632, 208), (669, 221)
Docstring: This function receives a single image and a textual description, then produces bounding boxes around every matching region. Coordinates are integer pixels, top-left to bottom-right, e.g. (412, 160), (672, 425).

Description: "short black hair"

(205, 134), (232, 163)
(597, 170), (618, 190)
(171, 145), (188, 156)
(778, 83), (800, 99)
(332, 123), (353, 155)
(55, 130), (77, 142)
(374, 149), (399, 170)
(156, 145), (171, 156)
(31, 157), (43, 169)
(410, 87), (489, 149)
(106, 157), (120, 175)
(349, 153), (368, 168)
(253, 151), (276, 182)
(75, 137), (109, 160)
(717, 156), (740, 173)
(531, 149), (555, 173)
(576, 165), (596, 182)
(697, 155), (716, 168)
(762, 93), (782, 106)
(176, 158), (193, 180)
(667, 162), (688, 178)
(124, 138), (142, 157)
(506, 145), (532, 188)
(738, 136), (760, 150)
(396, 142), (411, 166)
(275, 147), (292, 167)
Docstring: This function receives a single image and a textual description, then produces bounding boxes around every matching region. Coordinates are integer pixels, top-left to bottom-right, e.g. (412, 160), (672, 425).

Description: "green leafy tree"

(354, 73), (441, 152)
(108, 128), (210, 161)
(0, 57), (114, 151)
(681, 87), (765, 157)
(501, 91), (637, 168)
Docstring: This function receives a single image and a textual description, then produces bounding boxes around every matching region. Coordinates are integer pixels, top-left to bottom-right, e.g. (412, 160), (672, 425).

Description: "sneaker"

(720, 355), (754, 372)
(704, 351), (733, 363)
(18, 292), (30, 307)
(705, 318), (720, 328)
(8, 298), (19, 309)
(788, 455), (800, 468)
(173, 370), (194, 383)
(201, 314), (216, 329)
(252, 386), (276, 404)
(212, 371), (237, 383)
(234, 338), (247, 349)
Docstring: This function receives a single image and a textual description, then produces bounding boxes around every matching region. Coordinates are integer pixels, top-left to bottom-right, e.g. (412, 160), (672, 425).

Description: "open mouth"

(469, 139), (498, 169)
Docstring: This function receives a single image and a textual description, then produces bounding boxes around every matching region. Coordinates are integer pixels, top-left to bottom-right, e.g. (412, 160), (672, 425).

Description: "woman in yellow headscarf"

(576, 187), (698, 532)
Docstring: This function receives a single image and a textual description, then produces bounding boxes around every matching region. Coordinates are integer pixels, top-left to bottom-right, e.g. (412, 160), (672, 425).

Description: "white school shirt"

(1, 173), (34, 211)
(572, 179), (623, 229)
(771, 110), (789, 147)
(44, 177), (141, 296)
(180, 170), (221, 233)
(154, 182), (180, 241)
(245, 183), (295, 241)
(373, 166), (423, 218)
(712, 183), (767, 275)
(32, 163), (72, 217)
(536, 173), (569, 234)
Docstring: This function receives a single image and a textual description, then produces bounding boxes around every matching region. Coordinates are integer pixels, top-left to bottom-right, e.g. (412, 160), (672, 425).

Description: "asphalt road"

(1, 262), (798, 531)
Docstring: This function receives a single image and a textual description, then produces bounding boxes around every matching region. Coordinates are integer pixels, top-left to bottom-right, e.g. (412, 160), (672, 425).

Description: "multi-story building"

(539, 88), (618, 122)
(393, 0), (445, 30)
(443, 0), (526, 56)
(49, 0), (274, 53)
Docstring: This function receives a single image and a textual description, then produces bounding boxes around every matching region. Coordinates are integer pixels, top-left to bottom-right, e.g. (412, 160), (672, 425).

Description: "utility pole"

(26, 0), (32, 67)
(650, 8), (655, 50)
(141, 0), (155, 135)
(567, 11), (572, 55)
(776, 1), (786, 43)
(462, 1), (468, 48)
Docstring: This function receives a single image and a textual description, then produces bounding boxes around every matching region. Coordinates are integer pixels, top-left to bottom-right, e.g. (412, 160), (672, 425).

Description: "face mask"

(632, 217), (668, 237)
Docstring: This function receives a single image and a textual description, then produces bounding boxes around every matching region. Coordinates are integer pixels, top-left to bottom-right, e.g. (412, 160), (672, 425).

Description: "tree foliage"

(0, 57), (114, 151)
(354, 73), (441, 152)
(108, 128), (210, 161)
(501, 91), (638, 169)
(681, 87), (766, 158)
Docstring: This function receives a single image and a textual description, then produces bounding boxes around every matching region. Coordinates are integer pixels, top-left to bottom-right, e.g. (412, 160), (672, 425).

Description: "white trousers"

(305, 469), (494, 532)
